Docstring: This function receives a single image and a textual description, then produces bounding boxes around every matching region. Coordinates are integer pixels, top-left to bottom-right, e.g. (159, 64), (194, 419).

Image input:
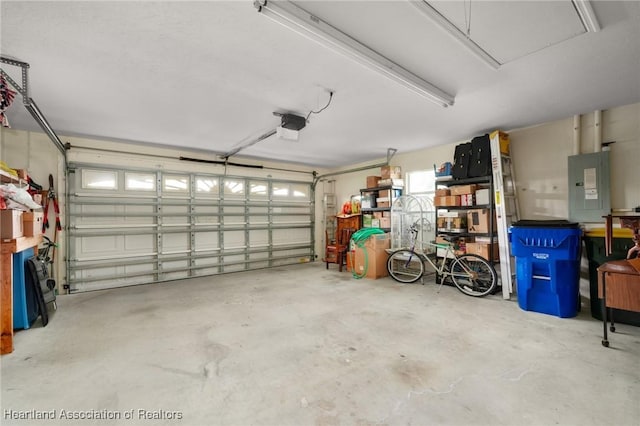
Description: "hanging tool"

(42, 174), (62, 232)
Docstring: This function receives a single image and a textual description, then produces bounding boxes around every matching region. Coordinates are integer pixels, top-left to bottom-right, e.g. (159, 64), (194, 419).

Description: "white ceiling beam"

(254, 0), (455, 108)
(572, 0), (601, 33)
(410, 1), (501, 70)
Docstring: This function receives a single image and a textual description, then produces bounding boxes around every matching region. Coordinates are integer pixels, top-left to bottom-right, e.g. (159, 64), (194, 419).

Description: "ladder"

(490, 130), (520, 299)
(322, 180), (337, 248)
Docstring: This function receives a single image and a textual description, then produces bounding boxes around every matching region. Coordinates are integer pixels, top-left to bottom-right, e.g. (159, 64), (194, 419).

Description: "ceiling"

(1, 1), (639, 168)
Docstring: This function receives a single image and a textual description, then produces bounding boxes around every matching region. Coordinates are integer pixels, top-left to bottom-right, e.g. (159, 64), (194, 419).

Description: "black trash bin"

(583, 229), (640, 326)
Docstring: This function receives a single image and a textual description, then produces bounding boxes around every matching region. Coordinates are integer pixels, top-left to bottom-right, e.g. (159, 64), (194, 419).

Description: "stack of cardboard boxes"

(0, 168), (44, 240)
(435, 184), (498, 261)
(1, 209), (44, 240)
(362, 165), (402, 230)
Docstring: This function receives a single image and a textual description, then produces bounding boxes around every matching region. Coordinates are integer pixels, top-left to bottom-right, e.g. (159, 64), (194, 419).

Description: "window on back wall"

(406, 170), (436, 203)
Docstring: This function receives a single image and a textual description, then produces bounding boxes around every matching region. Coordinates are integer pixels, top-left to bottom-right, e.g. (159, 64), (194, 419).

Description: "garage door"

(67, 163), (313, 292)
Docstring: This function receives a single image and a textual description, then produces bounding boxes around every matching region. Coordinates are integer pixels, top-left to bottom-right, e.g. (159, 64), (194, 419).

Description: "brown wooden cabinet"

(337, 214), (361, 233)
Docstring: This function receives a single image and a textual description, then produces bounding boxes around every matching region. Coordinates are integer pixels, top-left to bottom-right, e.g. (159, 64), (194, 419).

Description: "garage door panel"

(124, 234), (155, 252)
(162, 233), (189, 253)
(195, 232), (219, 251)
(69, 164), (312, 292)
(78, 235), (120, 256)
(272, 228), (308, 245)
(249, 230), (268, 246)
(223, 230), (245, 248)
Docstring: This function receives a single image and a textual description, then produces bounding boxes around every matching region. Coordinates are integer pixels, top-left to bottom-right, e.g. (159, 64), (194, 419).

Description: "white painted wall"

(329, 103), (640, 224)
(510, 103), (640, 220)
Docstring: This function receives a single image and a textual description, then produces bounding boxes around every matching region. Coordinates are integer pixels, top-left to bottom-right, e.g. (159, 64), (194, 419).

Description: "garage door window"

(81, 169), (117, 190)
(125, 172), (155, 191)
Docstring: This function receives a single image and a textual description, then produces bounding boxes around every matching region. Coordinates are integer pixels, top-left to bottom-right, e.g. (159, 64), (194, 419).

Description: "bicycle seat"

(439, 235), (457, 243)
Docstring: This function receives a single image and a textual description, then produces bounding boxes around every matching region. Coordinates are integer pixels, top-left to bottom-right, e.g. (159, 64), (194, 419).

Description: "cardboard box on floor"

(354, 233), (390, 279)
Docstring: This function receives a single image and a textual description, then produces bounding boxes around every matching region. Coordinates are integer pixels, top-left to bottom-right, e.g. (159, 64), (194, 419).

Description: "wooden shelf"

(1, 235), (44, 254)
(0, 169), (23, 185)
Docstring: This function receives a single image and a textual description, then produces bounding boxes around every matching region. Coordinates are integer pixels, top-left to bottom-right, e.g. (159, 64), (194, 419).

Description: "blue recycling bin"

(509, 220), (582, 318)
(13, 247), (37, 329)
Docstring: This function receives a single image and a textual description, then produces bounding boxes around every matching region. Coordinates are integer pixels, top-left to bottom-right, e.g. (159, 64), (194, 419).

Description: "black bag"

(25, 256), (56, 327)
(468, 134), (491, 177)
(452, 142), (472, 179)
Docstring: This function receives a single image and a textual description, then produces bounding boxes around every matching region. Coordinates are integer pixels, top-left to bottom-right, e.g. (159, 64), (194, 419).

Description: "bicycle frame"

(399, 224), (478, 284)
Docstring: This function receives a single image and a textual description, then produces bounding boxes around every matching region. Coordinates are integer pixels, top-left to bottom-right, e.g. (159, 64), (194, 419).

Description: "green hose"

(350, 228), (386, 279)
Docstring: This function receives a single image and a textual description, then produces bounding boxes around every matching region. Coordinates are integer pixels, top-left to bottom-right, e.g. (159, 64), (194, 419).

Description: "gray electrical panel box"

(568, 151), (611, 222)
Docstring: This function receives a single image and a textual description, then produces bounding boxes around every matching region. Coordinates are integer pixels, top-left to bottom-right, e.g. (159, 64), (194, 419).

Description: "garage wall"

(510, 103), (640, 220)
(0, 128), (66, 281)
(329, 102), (640, 224)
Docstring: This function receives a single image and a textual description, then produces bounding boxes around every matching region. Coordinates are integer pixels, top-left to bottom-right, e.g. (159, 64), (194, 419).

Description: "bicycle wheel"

(387, 249), (424, 283)
(450, 254), (497, 297)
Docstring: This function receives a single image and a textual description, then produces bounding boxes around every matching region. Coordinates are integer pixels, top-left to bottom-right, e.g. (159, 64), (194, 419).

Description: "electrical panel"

(568, 151), (611, 222)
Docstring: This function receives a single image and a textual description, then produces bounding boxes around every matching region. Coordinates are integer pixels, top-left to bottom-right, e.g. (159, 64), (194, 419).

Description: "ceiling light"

(254, 0), (454, 108)
(410, 1), (501, 70)
(276, 126), (300, 141)
(572, 0), (600, 33)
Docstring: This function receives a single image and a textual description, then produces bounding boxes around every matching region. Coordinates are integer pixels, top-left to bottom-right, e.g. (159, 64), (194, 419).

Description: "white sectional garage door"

(67, 163), (313, 292)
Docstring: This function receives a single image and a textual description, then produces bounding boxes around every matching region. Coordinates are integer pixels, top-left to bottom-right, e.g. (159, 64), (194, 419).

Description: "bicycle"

(386, 221), (498, 297)
(38, 235), (57, 279)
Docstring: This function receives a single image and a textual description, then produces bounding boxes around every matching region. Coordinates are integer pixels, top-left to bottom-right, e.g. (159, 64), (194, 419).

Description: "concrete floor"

(2, 262), (639, 426)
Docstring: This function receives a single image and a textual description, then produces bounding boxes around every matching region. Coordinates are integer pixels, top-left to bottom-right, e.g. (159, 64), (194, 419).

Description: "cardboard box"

(12, 169), (28, 180)
(1, 209), (24, 239)
(434, 195), (461, 207)
(381, 165), (402, 180)
(461, 194), (475, 206)
(366, 176), (381, 188)
(466, 242), (499, 261)
(435, 188), (451, 197)
(379, 217), (391, 228)
(378, 178), (404, 187)
(376, 197), (390, 209)
(373, 211), (383, 219)
(23, 211), (44, 237)
(437, 216), (467, 232)
(435, 235), (450, 245)
(450, 184), (478, 196)
(378, 189), (391, 199)
(354, 234), (390, 279)
(475, 188), (490, 205)
(467, 209), (490, 233)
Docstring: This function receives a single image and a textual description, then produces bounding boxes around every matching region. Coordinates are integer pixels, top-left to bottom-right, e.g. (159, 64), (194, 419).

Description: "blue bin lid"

(511, 220), (580, 228)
